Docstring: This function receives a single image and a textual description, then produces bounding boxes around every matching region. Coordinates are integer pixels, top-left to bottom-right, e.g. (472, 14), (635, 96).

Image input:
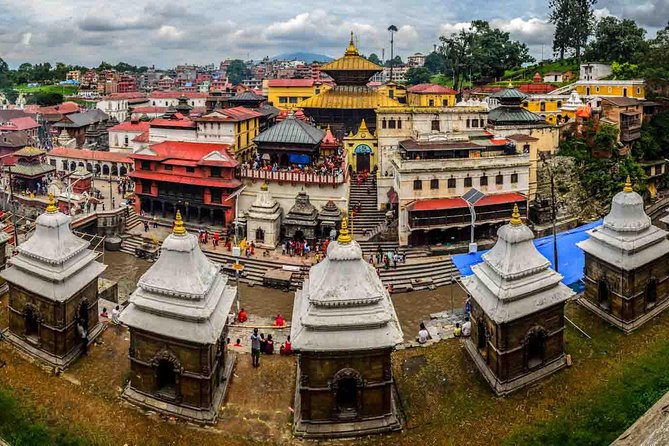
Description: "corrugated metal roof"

(254, 116), (325, 146)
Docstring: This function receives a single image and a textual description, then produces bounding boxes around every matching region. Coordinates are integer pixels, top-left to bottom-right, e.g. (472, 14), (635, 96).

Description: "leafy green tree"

(0, 58), (10, 88)
(226, 59), (250, 85)
(549, 0), (597, 62)
(367, 53), (382, 65)
(27, 92), (63, 106)
(384, 55), (403, 67)
(405, 67), (432, 85)
(423, 52), (445, 74)
(611, 61), (641, 79)
(585, 17), (647, 64)
(641, 22), (669, 81)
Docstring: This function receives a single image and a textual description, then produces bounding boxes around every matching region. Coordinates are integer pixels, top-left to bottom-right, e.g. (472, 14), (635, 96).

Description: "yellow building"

(574, 80), (645, 99)
(406, 83), (457, 107)
(377, 82), (407, 103)
(344, 119), (378, 173)
(195, 107), (261, 160)
(265, 79), (331, 110)
(521, 91), (585, 125)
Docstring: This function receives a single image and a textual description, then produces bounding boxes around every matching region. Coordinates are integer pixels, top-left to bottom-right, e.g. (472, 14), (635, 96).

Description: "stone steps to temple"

(119, 235), (457, 293)
(124, 207), (142, 231)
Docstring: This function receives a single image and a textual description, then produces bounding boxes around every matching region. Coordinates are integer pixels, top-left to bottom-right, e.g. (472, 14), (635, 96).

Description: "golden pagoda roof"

(320, 32), (383, 73)
(298, 87), (401, 109)
(13, 146), (46, 157)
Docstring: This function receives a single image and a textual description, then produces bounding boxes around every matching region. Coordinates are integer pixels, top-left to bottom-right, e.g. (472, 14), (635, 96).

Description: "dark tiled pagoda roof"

(254, 115), (325, 146)
(487, 107), (546, 125)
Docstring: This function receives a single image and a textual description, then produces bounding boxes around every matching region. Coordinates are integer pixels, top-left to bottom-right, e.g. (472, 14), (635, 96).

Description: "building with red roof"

(108, 118), (151, 152)
(148, 91), (209, 108)
(407, 83), (458, 107)
(129, 141), (240, 228)
(0, 115), (40, 139)
(194, 107), (261, 159)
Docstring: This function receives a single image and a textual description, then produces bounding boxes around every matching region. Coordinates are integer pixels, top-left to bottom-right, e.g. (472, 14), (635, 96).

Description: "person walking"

(250, 328), (261, 368)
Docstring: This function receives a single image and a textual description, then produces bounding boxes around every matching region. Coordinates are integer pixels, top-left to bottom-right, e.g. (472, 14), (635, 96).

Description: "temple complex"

(1, 195), (107, 367)
(462, 205), (574, 395)
(245, 182), (283, 248)
(298, 33), (401, 137)
(119, 211), (237, 424)
(577, 178), (669, 332)
(343, 119), (378, 173)
(283, 191), (319, 241)
(291, 217), (403, 438)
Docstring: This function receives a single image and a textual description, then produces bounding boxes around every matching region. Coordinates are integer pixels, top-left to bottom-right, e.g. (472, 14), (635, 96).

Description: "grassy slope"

(14, 84), (79, 96)
(503, 60), (580, 82)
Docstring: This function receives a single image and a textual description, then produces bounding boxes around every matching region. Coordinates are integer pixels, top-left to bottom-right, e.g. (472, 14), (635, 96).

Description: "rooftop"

(407, 84), (458, 94)
(132, 141), (238, 168)
(298, 86), (401, 109)
(254, 115), (325, 146)
(108, 120), (151, 133)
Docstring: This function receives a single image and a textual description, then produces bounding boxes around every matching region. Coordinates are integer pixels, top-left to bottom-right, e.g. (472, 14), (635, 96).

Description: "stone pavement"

(227, 315), (291, 355)
(397, 309), (467, 350)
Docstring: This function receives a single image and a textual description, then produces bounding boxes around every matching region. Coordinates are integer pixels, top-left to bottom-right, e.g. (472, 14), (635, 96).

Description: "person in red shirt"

(238, 308), (248, 323)
(274, 313), (285, 327)
(233, 338), (243, 347)
(280, 336), (292, 355)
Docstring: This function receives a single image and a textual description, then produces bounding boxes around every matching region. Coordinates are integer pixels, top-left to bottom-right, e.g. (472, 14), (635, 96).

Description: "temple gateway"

(1, 195), (107, 368)
(120, 211), (237, 424)
(290, 217), (403, 438)
(462, 205), (574, 395)
(578, 178), (669, 332)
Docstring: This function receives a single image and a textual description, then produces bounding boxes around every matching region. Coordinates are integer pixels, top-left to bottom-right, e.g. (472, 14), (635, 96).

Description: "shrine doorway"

(24, 306), (39, 341)
(156, 359), (177, 399)
(77, 299), (89, 327)
(255, 228), (265, 243)
(646, 278), (657, 309)
(334, 368), (361, 419)
(477, 319), (486, 351)
(598, 279), (610, 310)
(525, 328), (546, 369)
(356, 153), (370, 173)
(294, 230), (304, 242)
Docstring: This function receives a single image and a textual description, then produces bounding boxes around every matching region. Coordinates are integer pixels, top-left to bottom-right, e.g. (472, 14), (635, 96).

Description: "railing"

(240, 167), (347, 185)
(409, 208), (520, 229)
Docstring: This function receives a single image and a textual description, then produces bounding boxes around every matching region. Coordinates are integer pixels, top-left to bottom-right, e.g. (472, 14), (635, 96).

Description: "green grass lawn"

(14, 83), (79, 96)
(503, 60), (580, 82)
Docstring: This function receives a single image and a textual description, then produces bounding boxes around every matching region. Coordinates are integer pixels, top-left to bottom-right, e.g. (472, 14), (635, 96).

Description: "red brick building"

(129, 141), (241, 228)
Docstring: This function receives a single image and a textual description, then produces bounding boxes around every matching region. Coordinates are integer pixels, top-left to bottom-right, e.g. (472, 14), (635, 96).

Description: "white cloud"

(439, 22), (471, 36)
(158, 25), (184, 41)
(492, 17), (554, 45)
(21, 32), (32, 46)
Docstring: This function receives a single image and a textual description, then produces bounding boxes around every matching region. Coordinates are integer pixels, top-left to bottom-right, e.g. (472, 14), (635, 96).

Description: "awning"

(407, 192), (526, 212)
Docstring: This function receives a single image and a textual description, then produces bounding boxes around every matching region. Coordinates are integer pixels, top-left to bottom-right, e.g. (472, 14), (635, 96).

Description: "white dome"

(603, 183), (650, 233)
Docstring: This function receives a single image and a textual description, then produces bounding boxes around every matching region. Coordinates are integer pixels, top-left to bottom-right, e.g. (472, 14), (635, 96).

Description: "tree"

(0, 58), (10, 89)
(585, 17), (647, 64)
(226, 59), (250, 85)
(367, 53), (382, 65)
(423, 52), (445, 74)
(27, 92), (63, 106)
(611, 61), (641, 79)
(549, 0), (597, 62)
(641, 22), (669, 81)
(384, 55), (403, 67)
(405, 67), (432, 85)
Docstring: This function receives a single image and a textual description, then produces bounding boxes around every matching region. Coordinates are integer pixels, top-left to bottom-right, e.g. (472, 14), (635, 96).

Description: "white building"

(96, 97), (129, 122)
(148, 91), (208, 108)
(407, 52), (426, 68)
(108, 119), (151, 152)
(245, 183), (283, 249)
(580, 63), (612, 81)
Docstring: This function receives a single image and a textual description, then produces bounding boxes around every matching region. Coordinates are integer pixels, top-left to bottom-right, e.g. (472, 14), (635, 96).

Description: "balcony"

(240, 167), (347, 186)
(620, 112), (641, 142)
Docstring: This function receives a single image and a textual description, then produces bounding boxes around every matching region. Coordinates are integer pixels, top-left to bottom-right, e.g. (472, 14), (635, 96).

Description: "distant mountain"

(271, 52), (334, 63)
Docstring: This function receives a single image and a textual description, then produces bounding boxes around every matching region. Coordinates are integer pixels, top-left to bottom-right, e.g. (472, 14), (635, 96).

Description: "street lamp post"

(541, 153), (559, 273)
(388, 25), (398, 82)
(7, 166), (19, 246)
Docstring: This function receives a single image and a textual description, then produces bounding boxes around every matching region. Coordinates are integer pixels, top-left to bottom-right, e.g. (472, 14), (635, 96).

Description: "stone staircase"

(119, 234), (457, 293)
(125, 207), (141, 231)
(348, 179), (387, 239)
(120, 234), (309, 290)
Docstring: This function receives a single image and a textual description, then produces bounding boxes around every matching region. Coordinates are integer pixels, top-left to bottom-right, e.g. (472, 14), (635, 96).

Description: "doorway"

(646, 278), (657, 309)
(356, 153), (370, 173)
(336, 378), (358, 418)
(156, 359), (177, 399)
(598, 279), (610, 310)
(525, 328), (546, 369)
(255, 228), (265, 243)
(24, 306), (39, 342)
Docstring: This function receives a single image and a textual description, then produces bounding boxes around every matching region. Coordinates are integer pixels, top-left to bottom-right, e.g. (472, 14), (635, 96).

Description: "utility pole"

(7, 167), (18, 246)
(541, 153), (559, 273)
(388, 25), (398, 82)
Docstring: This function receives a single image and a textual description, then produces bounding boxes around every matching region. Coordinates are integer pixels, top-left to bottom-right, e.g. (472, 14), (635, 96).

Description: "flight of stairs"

(377, 257), (459, 291)
(125, 207), (141, 231)
(120, 234), (309, 290)
(348, 178), (388, 240)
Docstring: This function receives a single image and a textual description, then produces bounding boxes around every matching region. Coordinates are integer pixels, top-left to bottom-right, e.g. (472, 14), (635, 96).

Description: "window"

(124, 135), (129, 146)
(623, 88), (628, 97)
(511, 173), (518, 184)
(480, 175), (488, 186)
(315, 88), (321, 95)
(466, 119), (471, 128)
(540, 102), (546, 112)
(397, 119), (402, 129)
(495, 174), (504, 185)
(210, 166), (221, 177)
(557, 101), (562, 108)
(186, 167), (195, 173)
(388, 119), (396, 129)
(480, 119), (485, 127)
(430, 179), (439, 189)
(637, 87), (641, 95)
(472, 119), (479, 128)
(289, 97), (298, 103)
(389, 90), (394, 98)
(413, 179), (422, 190)
(382, 119), (387, 129)
(447, 178), (456, 188)
(210, 188), (222, 203)
(164, 165), (173, 171)
(522, 101), (528, 107)
(596, 86), (600, 93)
(431, 120), (440, 131)
(443, 99), (448, 106)
(141, 160), (151, 170)
(278, 96), (287, 104)
(464, 177), (472, 187)
(428, 99), (434, 106)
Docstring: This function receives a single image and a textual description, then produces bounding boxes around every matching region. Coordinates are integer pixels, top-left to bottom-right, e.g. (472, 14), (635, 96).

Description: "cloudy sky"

(0, 0), (667, 68)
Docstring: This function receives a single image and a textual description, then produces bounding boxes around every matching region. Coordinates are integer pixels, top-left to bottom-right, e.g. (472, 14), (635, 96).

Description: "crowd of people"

(243, 148), (345, 178)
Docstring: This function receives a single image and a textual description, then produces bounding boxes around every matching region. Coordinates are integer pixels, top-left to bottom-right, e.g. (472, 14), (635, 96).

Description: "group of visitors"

(249, 328), (292, 368)
(371, 246), (406, 269)
(244, 148), (345, 178)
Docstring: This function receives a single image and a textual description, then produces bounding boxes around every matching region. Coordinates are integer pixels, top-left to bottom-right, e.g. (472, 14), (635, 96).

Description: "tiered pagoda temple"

(291, 217), (403, 438)
(1, 195), (107, 368)
(8, 147), (55, 192)
(486, 84), (547, 128)
(462, 205), (574, 395)
(298, 33), (401, 137)
(578, 178), (669, 332)
(246, 182), (283, 249)
(283, 191), (318, 241)
(317, 200), (342, 238)
(120, 211), (237, 424)
(253, 113), (325, 167)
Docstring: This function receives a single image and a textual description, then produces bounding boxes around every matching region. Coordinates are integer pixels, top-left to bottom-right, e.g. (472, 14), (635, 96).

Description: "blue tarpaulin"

(451, 219), (603, 291)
